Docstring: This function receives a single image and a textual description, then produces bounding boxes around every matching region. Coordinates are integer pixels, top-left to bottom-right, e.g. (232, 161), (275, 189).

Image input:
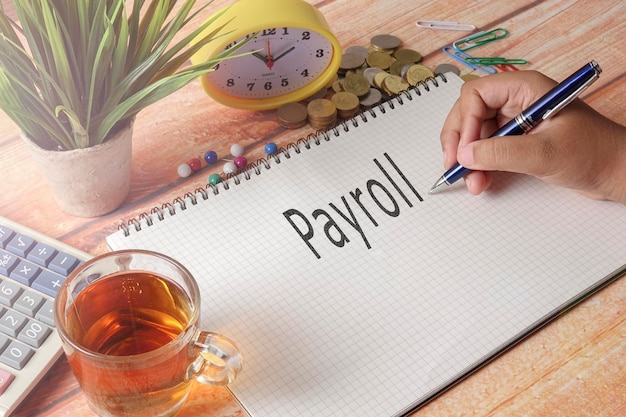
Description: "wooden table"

(1, 0), (624, 415)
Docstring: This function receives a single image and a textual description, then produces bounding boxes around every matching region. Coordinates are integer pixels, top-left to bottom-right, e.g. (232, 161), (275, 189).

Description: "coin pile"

(276, 33), (462, 131)
(276, 102), (308, 129)
(306, 98), (337, 130)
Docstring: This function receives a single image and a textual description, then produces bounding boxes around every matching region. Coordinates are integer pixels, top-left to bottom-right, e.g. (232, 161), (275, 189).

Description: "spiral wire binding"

(117, 73), (448, 236)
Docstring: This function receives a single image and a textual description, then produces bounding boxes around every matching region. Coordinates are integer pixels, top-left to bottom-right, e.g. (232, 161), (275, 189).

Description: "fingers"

(457, 131), (560, 177)
(439, 71), (558, 192)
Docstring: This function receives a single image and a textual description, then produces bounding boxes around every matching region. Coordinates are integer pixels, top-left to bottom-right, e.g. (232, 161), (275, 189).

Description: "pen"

(429, 60), (602, 194)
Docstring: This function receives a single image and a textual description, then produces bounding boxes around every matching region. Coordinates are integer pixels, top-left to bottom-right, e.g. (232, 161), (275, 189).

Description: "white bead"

(223, 161), (237, 174)
(230, 143), (244, 157)
(177, 163), (192, 177)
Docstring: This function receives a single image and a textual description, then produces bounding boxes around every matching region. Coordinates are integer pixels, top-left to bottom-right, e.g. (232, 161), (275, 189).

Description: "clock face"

(205, 27), (335, 99)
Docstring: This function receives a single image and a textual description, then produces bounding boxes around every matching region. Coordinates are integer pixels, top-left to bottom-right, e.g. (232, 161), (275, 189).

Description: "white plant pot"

(23, 122), (133, 217)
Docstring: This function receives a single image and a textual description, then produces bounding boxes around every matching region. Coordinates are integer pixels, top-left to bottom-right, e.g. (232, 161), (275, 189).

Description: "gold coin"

(276, 102), (308, 129)
(370, 34), (402, 51)
(332, 92), (360, 118)
(389, 59), (415, 76)
(461, 74), (481, 82)
(307, 99), (337, 129)
(342, 74), (371, 97)
(393, 48), (422, 63)
(373, 71), (389, 90)
(331, 92), (360, 110)
(366, 51), (395, 70)
(405, 64), (434, 85)
(382, 74), (410, 95)
(331, 80), (344, 93)
(367, 45), (393, 55)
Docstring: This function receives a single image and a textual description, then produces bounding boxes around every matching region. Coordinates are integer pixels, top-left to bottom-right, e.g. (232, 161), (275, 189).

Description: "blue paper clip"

(453, 28), (509, 51)
(442, 46), (496, 74)
(464, 57), (528, 65)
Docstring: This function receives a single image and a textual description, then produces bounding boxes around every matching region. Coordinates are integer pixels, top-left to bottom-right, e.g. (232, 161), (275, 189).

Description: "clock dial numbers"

(205, 27), (334, 99)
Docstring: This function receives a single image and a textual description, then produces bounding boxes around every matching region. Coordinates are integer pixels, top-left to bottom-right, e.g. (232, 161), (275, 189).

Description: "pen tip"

(429, 176), (447, 194)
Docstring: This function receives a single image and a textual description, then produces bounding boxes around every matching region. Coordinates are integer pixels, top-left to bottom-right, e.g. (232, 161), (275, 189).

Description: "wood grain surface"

(1, 0), (624, 416)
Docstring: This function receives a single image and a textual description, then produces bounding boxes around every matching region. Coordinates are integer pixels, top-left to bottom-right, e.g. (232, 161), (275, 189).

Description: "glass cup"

(54, 250), (243, 417)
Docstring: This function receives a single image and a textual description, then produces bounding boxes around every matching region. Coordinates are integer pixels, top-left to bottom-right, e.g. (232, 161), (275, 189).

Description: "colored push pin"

(234, 156), (247, 169)
(204, 150), (218, 164)
(177, 157), (202, 178)
(230, 143), (245, 157)
(223, 161), (237, 175)
(177, 163), (192, 178)
(264, 142), (278, 155)
(188, 157), (201, 172)
(208, 173), (221, 185)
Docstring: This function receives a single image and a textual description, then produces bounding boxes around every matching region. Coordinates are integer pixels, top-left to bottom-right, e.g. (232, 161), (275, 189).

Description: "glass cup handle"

(188, 330), (243, 385)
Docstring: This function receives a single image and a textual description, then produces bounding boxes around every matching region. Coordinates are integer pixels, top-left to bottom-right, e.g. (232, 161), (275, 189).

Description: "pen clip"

(541, 72), (600, 120)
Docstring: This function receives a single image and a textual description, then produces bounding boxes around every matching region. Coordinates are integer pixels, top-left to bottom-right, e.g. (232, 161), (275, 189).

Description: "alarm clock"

(190, 0), (342, 110)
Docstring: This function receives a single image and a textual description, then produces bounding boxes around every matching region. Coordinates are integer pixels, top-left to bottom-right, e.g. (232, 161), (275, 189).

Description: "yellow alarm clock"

(190, 0), (341, 110)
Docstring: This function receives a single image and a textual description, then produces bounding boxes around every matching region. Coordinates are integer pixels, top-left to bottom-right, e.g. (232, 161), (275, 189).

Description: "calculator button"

(35, 300), (55, 327)
(49, 252), (79, 276)
(0, 335), (9, 351)
(27, 243), (57, 267)
(13, 290), (45, 317)
(8, 259), (41, 285)
(0, 310), (28, 338)
(32, 269), (66, 297)
(0, 227), (15, 249)
(6, 234), (36, 257)
(0, 250), (19, 277)
(0, 340), (34, 370)
(0, 280), (22, 307)
(18, 320), (51, 348)
(0, 368), (15, 394)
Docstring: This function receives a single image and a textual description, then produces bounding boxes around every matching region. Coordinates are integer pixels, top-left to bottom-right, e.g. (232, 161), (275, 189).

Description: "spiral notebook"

(106, 73), (626, 417)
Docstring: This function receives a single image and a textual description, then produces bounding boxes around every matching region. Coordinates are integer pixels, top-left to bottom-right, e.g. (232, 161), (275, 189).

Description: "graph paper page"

(107, 73), (626, 417)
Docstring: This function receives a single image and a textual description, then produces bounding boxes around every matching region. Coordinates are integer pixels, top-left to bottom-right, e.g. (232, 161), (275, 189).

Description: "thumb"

(457, 133), (558, 177)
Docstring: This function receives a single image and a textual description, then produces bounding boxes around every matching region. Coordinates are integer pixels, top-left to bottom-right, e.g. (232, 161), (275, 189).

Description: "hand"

(439, 70), (626, 204)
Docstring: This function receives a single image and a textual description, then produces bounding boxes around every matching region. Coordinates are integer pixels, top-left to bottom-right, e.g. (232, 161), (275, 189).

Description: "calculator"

(0, 216), (91, 416)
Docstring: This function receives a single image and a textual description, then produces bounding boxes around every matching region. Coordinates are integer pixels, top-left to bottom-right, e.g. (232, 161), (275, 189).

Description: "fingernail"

(458, 144), (474, 166)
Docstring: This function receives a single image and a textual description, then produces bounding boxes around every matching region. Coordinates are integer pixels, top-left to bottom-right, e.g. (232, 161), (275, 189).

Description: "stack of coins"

(276, 33), (462, 130)
(276, 102), (308, 129)
(306, 99), (337, 130)
(331, 91), (360, 119)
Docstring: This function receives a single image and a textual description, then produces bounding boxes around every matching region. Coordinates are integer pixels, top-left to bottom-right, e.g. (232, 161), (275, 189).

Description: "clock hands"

(266, 40), (274, 70)
(252, 51), (269, 64)
(251, 40), (296, 70)
(273, 46), (296, 62)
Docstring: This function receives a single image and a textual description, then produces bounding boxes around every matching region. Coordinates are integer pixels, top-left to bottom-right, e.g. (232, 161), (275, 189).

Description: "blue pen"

(429, 60), (602, 194)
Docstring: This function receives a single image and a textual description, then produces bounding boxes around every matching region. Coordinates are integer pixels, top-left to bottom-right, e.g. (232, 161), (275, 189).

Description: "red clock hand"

(266, 40), (274, 70)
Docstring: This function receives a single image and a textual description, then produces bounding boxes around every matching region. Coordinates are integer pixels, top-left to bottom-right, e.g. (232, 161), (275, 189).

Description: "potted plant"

(0, 0), (246, 216)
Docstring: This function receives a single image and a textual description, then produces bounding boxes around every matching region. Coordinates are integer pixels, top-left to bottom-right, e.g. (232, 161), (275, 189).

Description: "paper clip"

(494, 64), (520, 72)
(442, 46), (496, 74)
(415, 20), (476, 31)
(464, 57), (528, 65)
(452, 28), (509, 51)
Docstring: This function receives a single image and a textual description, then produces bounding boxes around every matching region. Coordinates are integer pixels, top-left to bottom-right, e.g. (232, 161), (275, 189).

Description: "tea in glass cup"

(54, 250), (243, 417)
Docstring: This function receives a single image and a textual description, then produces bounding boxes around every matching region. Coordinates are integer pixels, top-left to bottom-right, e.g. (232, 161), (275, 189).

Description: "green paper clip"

(453, 28), (509, 51)
(465, 57), (528, 65)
